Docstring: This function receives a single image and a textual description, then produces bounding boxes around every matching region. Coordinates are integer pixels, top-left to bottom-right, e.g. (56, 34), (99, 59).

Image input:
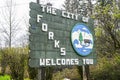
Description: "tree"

(63, 0), (79, 13)
(63, 0), (95, 16)
(90, 54), (120, 80)
(118, 0), (120, 9)
(0, 0), (21, 48)
(94, 0), (120, 56)
(0, 47), (28, 80)
(90, 1), (120, 79)
(0, 48), (10, 75)
(79, 32), (83, 44)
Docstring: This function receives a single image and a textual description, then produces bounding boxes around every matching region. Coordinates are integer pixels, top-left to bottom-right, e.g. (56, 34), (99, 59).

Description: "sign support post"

(38, 67), (46, 80)
(38, 69), (41, 80)
(83, 65), (87, 80)
(36, 1), (43, 80)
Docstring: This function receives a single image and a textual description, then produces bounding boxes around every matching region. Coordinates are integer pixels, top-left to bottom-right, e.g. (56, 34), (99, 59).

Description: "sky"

(0, 0), (65, 19)
(0, 0), (65, 23)
(0, 0), (65, 21)
(0, 0), (65, 47)
(16, 0), (65, 18)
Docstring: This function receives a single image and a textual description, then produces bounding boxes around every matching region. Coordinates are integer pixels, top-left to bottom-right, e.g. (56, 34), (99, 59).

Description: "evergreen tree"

(79, 32), (83, 43)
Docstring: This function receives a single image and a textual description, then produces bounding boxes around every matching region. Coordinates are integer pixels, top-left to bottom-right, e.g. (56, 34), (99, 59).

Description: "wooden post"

(38, 68), (41, 80)
(36, 0), (44, 78)
(38, 67), (46, 80)
(83, 65), (87, 80)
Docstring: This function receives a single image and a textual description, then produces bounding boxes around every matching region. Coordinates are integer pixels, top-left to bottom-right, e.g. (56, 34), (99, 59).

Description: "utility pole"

(37, 0), (39, 4)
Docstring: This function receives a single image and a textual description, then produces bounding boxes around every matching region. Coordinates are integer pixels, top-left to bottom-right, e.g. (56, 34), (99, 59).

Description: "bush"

(0, 75), (11, 80)
(90, 54), (120, 80)
(52, 67), (81, 80)
(0, 48), (28, 80)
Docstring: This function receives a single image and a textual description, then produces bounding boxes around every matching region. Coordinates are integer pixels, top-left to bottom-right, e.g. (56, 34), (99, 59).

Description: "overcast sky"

(0, 0), (65, 9)
(0, 0), (65, 19)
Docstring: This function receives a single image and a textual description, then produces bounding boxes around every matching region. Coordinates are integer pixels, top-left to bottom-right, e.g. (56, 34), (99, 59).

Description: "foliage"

(63, 0), (80, 13)
(90, 0), (120, 79)
(46, 67), (54, 80)
(0, 48), (10, 75)
(90, 54), (120, 80)
(0, 75), (11, 80)
(94, 0), (120, 56)
(28, 67), (38, 80)
(9, 54), (26, 80)
(28, 67), (54, 80)
(63, 0), (93, 16)
(0, 47), (28, 80)
(52, 67), (81, 80)
(0, 47), (49, 80)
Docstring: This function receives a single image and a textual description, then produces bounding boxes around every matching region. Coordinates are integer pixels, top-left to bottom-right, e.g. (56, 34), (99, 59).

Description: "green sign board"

(29, 2), (96, 67)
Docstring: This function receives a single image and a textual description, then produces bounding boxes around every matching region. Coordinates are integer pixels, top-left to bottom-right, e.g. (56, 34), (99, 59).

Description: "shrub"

(0, 75), (11, 80)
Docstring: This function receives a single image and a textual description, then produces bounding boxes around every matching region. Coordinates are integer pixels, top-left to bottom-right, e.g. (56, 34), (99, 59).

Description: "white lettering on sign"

(42, 23), (48, 32)
(83, 59), (93, 65)
(40, 59), (45, 66)
(56, 59), (61, 65)
(75, 59), (79, 65)
(46, 59), (51, 66)
(38, 4), (92, 22)
(46, 6), (52, 13)
(39, 58), (94, 66)
(61, 59), (66, 65)
(62, 11), (78, 20)
(66, 59), (71, 65)
(37, 14), (43, 22)
(71, 59), (76, 65)
(39, 58), (79, 66)
(60, 48), (66, 55)
(82, 17), (89, 22)
(51, 59), (56, 66)
(48, 32), (54, 40)
(62, 11), (66, 18)
(41, 5), (46, 12)
(52, 8), (57, 15)
(41, 5), (57, 15)
(40, 21), (66, 56)
(54, 40), (60, 48)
